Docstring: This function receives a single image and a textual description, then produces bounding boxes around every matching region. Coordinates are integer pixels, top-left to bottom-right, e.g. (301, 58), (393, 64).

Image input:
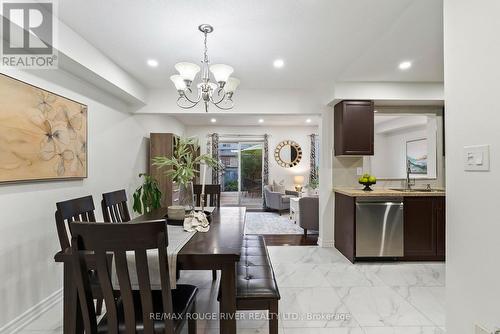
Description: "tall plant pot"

(179, 181), (195, 211)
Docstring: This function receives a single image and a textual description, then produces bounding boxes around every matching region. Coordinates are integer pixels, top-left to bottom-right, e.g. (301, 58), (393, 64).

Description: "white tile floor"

(19, 246), (445, 334)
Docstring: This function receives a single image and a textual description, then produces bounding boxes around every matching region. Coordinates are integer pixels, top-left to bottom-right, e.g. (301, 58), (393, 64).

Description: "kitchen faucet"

(405, 160), (415, 190)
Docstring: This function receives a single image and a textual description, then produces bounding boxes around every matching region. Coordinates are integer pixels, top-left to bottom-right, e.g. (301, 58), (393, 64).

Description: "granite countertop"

(333, 187), (445, 197)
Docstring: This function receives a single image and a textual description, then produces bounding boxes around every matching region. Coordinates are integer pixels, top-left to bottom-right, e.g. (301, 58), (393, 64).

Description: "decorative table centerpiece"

(358, 173), (377, 191)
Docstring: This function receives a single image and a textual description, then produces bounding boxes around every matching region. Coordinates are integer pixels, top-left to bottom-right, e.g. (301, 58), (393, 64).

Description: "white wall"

(370, 117), (438, 179)
(444, 0), (500, 333)
(372, 130), (401, 179)
(318, 108), (335, 247)
(0, 69), (184, 328)
(185, 125), (318, 190)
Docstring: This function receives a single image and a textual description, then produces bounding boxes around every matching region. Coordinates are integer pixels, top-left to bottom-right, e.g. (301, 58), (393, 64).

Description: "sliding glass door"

(240, 143), (263, 207)
(218, 141), (263, 207)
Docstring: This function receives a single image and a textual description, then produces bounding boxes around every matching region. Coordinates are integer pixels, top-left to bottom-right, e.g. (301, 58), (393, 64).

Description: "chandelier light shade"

(170, 74), (187, 91)
(170, 24), (240, 112)
(209, 64), (234, 85)
(174, 62), (201, 83)
(224, 77), (240, 93)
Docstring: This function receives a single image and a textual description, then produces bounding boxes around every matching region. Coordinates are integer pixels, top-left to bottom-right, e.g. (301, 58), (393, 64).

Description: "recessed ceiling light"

(306, 118), (312, 123)
(398, 61), (412, 70)
(210, 118), (216, 123)
(273, 59), (284, 68)
(374, 110), (378, 113)
(258, 118), (264, 123)
(147, 59), (159, 67)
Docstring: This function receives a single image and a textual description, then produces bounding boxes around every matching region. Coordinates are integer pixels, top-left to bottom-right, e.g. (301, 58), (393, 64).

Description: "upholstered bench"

(220, 235), (280, 334)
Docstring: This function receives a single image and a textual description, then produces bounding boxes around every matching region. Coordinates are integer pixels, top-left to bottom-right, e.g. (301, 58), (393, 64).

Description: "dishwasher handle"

(356, 202), (403, 206)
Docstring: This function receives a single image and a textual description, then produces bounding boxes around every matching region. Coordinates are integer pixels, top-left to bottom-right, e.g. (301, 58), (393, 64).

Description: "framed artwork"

(0, 74), (87, 183)
(406, 138), (427, 174)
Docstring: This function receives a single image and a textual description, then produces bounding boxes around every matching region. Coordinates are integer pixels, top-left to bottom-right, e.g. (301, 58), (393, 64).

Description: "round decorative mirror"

(274, 140), (302, 168)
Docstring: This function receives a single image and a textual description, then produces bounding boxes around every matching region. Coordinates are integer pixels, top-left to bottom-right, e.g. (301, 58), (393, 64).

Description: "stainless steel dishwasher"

(356, 197), (404, 258)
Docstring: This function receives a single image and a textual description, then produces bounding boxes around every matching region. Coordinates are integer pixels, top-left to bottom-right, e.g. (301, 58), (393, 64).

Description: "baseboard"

(318, 237), (334, 247)
(0, 288), (62, 334)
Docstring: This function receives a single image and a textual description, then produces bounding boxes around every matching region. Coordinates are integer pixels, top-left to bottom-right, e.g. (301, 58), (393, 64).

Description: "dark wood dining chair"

(193, 184), (221, 280)
(70, 220), (198, 334)
(55, 195), (105, 315)
(193, 184), (221, 208)
(55, 195), (96, 251)
(101, 189), (131, 222)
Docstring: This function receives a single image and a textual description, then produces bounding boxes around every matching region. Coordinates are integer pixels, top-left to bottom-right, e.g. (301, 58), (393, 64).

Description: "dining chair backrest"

(193, 184), (221, 208)
(70, 220), (174, 334)
(101, 189), (131, 223)
(55, 195), (96, 251)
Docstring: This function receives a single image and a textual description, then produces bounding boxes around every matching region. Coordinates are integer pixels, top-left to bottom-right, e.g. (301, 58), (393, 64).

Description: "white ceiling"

(172, 114), (319, 127)
(58, 0), (443, 90)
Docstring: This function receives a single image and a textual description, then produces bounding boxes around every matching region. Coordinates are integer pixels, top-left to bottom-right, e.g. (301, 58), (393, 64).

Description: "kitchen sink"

(390, 188), (443, 193)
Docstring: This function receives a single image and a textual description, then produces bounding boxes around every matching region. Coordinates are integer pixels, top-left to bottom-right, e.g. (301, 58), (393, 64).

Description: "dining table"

(54, 206), (246, 334)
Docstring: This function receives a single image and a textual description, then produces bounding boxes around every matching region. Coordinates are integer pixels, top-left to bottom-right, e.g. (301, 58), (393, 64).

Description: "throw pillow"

(273, 180), (285, 194)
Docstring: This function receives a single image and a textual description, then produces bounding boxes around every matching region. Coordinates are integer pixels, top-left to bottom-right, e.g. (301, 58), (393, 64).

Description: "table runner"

(112, 224), (196, 289)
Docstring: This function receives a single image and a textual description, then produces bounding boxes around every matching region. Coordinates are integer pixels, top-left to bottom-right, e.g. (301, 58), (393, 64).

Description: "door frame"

(219, 140), (264, 207)
(238, 141), (264, 207)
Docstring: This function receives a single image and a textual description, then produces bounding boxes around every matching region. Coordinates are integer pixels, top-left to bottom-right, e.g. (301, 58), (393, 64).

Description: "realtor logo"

(1, 0), (58, 68)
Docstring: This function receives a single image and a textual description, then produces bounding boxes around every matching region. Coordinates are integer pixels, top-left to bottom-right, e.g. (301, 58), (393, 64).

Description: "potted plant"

(306, 177), (319, 196)
(152, 136), (220, 210)
(132, 173), (162, 214)
(305, 166), (320, 196)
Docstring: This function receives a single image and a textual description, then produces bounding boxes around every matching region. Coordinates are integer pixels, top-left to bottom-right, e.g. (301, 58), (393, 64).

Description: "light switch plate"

(464, 145), (490, 171)
(356, 167), (363, 176)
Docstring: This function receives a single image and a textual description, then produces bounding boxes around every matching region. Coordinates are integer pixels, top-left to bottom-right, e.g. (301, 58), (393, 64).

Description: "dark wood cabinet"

(435, 197), (446, 257)
(403, 196), (445, 261)
(334, 192), (445, 263)
(150, 133), (176, 208)
(334, 193), (356, 263)
(404, 197), (437, 258)
(334, 100), (374, 156)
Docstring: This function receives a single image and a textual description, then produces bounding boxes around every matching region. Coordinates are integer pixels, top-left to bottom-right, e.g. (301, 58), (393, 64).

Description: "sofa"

(299, 196), (319, 236)
(263, 185), (297, 215)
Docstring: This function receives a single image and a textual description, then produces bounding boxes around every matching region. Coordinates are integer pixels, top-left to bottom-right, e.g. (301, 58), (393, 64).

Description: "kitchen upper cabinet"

(404, 196), (445, 261)
(334, 100), (374, 156)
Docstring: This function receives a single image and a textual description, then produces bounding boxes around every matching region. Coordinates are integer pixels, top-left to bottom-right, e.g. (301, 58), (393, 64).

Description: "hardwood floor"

(246, 207), (266, 212)
(260, 234), (319, 246)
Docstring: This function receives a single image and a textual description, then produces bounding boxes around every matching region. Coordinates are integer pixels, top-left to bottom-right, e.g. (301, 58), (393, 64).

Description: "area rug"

(245, 212), (308, 235)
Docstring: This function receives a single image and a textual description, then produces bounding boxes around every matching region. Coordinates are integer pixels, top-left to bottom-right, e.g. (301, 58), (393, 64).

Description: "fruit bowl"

(358, 174), (377, 191)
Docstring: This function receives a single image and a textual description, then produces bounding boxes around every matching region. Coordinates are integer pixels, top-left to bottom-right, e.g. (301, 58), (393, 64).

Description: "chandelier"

(170, 24), (240, 112)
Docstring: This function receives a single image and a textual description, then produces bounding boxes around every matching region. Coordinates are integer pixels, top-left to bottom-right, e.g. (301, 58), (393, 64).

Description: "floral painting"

(406, 138), (427, 174)
(0, 74), (87, 183)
